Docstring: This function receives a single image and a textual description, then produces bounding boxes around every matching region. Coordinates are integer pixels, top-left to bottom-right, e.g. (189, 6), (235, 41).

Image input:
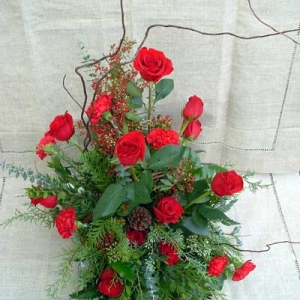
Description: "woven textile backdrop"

(0, 1), (300, 300)
(0, 0), (300, 173)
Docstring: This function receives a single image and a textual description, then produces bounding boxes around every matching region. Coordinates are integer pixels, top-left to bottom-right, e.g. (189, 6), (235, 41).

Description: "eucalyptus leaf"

(155, 78), (174, 101)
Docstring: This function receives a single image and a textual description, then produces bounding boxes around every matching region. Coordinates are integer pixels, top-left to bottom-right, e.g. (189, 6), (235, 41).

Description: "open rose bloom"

(4, 42), (261, 300)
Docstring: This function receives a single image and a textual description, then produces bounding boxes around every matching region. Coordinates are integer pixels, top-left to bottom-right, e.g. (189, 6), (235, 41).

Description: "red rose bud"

(183, 120), (202, 140)
(36, 135), (56, 160)
(133, 47), (173, 83)
(86, 94), (112, 124)
(232, 260), (256, 281)
(153, 196), (183, 224)
(114, 131), (146, 166)
(46, 111), (75, 141)
(158, 241), (179, 266)
(30, 194), (58, 209)
(55, 207), (77, 239)
(146, 128), (179, 150)
(207, 255), (228, 277)
(211, 170), (244, 197)
(126, 227), (147, 246)
(98, 269), (124, 298)
(183, 95), (204, 120)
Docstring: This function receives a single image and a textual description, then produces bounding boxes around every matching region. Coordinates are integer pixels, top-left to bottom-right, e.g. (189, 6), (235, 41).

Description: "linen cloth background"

(0, 0), (300, 299)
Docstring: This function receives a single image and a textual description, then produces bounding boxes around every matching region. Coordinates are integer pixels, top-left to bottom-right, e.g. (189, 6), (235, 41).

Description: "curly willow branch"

(73, 0), (300, 150)
(216, 240), (300, 253)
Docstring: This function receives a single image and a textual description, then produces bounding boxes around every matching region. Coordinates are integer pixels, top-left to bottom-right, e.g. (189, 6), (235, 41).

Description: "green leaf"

(198, 205), (240, 226)
(148, 145), (185, 170)
(125, 112), (140, 122)
(192, 209), (208, 228)
(200, 164), (228, 179)
(47, 155), (71, 177)
(125, 182), (151, 205)
(186, 179), (209, 201)
(126, 81), (142, 98)
(155, 79), (174, 101)
(111, 261), (135, 282)
(69, 285), (99, 299)
(93, 184), (126, 219)
(182, 217), (210, 236)
(139, 170), (153, 192)
(127, 97), (143, 109)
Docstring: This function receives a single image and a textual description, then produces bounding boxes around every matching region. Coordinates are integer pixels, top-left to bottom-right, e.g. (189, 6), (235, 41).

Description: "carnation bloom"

(207, 255), (228, 277)
(86, 94), (112, 123)
(98, 269), (124, 298)
(232, 260), (256, 281)
(36, 135), (56, 160)
(55, 207), (77, 239)
(146, 128), (179, 150)
(158, 241), (179, 265)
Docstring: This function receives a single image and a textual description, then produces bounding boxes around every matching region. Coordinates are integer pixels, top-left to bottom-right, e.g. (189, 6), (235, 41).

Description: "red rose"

(114, 131), (146, 166)
(126, 227), (147, 246)
(55, 207), (77, 239)
(211, 170), (244, 197)
(86, 94), (112, 124)
(146, 128), (179, 150)
(183, 120), (202, 140)
(158, 241), (179, 266)
(183, 95), (204, 120)
(133, 47), (174, 83)
(232, 260), (256, 281)
(36, 135), (56, 160)
(207, 255), (228, 277)
(153, 196), (183, 224)
(46, 111), (75, 141)
(98, 269), (124, 298)
(30, 194), (58, 209)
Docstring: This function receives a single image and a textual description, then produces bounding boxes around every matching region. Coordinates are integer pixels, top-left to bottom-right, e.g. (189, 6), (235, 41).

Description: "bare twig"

(247, 0), (300, 45)
(74, 0), (300, 150)
(62, 75), (83, 110)
(216, 240), (300, 253)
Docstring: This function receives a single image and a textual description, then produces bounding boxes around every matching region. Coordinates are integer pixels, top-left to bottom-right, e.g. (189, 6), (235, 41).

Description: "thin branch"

(217, 240), (300, 253)
(62, 75), (83, 110)
(74, 0), (300, 150)
(247, 0), (300, 45)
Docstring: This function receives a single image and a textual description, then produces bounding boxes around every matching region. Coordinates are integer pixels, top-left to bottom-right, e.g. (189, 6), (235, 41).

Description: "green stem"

(185, 190), (211, 209)
(179, 118), (190, 137)
(130, 167), (139, 182)
(147, 82), (154, 132)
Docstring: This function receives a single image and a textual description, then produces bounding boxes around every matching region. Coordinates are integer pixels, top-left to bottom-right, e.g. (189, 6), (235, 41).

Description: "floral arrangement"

(1, 39), (263, 300)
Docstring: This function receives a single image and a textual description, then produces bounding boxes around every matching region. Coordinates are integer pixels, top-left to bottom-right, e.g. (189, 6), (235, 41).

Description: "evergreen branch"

(0, 203), (56, 228)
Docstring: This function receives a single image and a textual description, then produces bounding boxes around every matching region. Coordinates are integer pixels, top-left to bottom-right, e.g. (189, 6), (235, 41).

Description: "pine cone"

(128, 206), (152, 231)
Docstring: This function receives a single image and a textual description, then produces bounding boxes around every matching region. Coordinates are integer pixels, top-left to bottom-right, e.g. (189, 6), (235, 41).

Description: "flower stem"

(179, 118), (190, 137)
(147, 82), (154, 132)
(130, 167), (139, 182)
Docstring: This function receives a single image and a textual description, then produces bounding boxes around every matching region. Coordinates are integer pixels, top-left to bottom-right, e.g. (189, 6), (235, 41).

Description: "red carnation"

(207, 255), (228, 277)
(146, 128), (179, 150)
(55, 207), (77, 239)
(158, 241), (179, 266)
(126, 227), (147, 246)
(232, 260), (256, 281)
(98, 269), (124, 298)
(36, 135), (56, 160)
(86, 94), (112, 124)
